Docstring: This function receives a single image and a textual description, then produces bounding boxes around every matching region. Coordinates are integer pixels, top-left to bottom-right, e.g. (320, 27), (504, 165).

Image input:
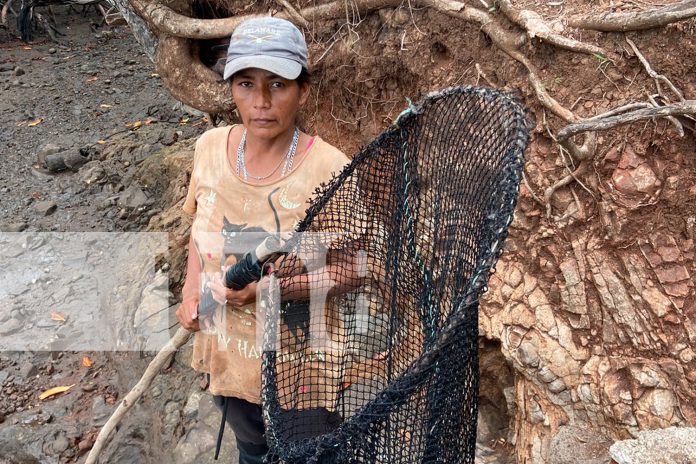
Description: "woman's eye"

(271, 81), (285, 89)
(237, 81), (252, 88)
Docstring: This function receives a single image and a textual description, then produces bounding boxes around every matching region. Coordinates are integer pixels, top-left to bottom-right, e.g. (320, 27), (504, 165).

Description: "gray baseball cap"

(223, 17), (308, 81)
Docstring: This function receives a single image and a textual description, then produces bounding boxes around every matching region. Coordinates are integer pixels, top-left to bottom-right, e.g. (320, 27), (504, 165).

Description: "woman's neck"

(243, 127), (296, 163)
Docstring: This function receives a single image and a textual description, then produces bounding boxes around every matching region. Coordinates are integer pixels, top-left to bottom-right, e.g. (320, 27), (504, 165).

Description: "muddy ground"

(0, 8), (220, 464)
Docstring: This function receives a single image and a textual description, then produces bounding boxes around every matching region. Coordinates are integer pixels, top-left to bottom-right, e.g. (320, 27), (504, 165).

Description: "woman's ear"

(298, 82), (310, 107)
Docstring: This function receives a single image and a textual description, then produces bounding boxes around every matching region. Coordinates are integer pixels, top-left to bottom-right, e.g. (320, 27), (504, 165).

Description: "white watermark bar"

(192, 230), (375, 356)
(0, 232), (169, 352)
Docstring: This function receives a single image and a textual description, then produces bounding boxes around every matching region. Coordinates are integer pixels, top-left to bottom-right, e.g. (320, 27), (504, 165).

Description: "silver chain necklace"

(236, 128), (300, 181)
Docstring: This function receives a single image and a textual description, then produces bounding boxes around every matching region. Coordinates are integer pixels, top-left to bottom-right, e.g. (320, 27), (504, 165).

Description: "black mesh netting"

(260, 86), (530, 464)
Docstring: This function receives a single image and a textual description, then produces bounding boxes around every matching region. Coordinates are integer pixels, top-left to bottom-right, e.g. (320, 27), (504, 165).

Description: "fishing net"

(261, 86), (530, 463)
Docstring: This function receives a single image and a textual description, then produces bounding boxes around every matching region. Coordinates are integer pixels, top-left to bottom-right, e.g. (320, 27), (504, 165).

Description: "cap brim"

(223, 56), (302, 80)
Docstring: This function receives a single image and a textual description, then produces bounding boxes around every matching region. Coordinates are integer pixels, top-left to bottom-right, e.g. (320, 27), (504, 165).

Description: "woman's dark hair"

(296, 68), (311, 86)
(225, 68), (312, 86)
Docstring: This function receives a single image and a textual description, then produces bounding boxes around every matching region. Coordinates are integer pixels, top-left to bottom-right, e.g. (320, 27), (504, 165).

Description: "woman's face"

(231, 68), (310, 140)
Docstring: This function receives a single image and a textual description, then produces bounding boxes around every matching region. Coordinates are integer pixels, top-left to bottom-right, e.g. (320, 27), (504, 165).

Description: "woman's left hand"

(207, 274), (257, 308)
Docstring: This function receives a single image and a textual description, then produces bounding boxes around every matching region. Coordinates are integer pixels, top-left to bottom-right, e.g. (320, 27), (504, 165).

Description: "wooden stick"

(85, 327), (193, 464)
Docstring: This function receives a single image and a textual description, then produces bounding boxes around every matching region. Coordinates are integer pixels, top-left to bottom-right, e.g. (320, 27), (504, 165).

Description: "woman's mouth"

(251, 118), (275, 126)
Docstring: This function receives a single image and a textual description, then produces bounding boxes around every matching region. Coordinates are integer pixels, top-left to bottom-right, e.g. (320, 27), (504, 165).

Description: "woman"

(176, 17), (358, 463)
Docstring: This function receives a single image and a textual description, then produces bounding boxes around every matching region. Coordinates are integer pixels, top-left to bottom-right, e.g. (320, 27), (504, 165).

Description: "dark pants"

(212, 395), (342, 464)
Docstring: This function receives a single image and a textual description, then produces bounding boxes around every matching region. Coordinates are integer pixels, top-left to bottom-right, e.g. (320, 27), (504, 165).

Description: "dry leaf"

(129, 120), (142, 129)
(86, 76), (98, 83)
(150, 73), (160, 78)
(99, 104), (112, 108)
(28, 118), (44, 127)
(23, 46), (32, 50)
(39, 384), (74, 400)
(97, 140), (106, 145)
(50, 312), (66, 322)
(180, 117), (189, 125)
(144, 118), (155, 125)
(82, 356), (93, 368)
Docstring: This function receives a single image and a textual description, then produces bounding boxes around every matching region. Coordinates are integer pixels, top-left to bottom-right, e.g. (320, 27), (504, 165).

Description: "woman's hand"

(176, 296), (201, 332)
(207, 274), (258, 308)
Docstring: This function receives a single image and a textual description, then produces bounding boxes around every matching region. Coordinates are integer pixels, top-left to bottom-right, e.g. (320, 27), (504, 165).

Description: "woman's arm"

(206, 244), (365, 308)
(176, 234), (202, 331)
(279, 245), (365, 301)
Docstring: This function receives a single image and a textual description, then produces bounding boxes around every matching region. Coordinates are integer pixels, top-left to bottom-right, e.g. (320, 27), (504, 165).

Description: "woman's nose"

(253, 87), (272, 109)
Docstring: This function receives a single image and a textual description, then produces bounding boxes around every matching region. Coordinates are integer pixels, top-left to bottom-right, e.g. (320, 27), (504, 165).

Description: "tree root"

(1, 0), (16, 26)
(625, 38), (684, 102)
(131, 0), (405, 39)
(85, 327), (192, 464)
(496, 0), (608, 57)
(274, 0), (309, 28)
(543, 163), (588, 219)
(155, 34), (234, 115)
(542, 101), (696, 217)
(566, 0), (696, 32)
(558, 100), (696, 142)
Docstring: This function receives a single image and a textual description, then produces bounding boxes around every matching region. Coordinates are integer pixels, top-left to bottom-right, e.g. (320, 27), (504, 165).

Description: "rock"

(18, 411), (52, 426)
(91, 396), (113, 427)
(118, 185), (149, 210)
(610, 427), (696, 464)
(160, 131), (177, 146)
(34, 201), (57, 216)
(163, 400), (181, 437)
(45, 153), (68, 172)
(18, 361), (37, 379)
(647, 388), (675, 419)
(0, 318), (23, 335)
(77, 436), (94, 453)
(182, 391), (203, 421)
(0, 63), (14, 72)
(14, 67), (25, 76)
(517, 341), (540, 368)
(81, 381), (97, 392)
(654, 265), (690, 284)
(78, 163), (106, 185)
(37, 143), (62, 166)
(50, 433), (69, 454)
(62, 150), (89, 171)
(549, 425), (611, 464)
(2, 222), (27, 232)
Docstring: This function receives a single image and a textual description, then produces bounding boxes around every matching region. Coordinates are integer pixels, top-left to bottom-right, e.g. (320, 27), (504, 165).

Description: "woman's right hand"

(176, 297), (201, 332)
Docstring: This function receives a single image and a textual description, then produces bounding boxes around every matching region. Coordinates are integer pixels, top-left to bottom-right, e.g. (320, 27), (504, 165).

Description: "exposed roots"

(1, 0), (16, 26)
(155, 34), (234, 115)
(496, 0), (608, 57)
(566, 0), (696, 32)
(131, 0), (405, 39)
(625, 38), (684, 103)
(543, 163), (588, 219)
(557, 100), (696, 142)
(274, 0), (309, 28)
